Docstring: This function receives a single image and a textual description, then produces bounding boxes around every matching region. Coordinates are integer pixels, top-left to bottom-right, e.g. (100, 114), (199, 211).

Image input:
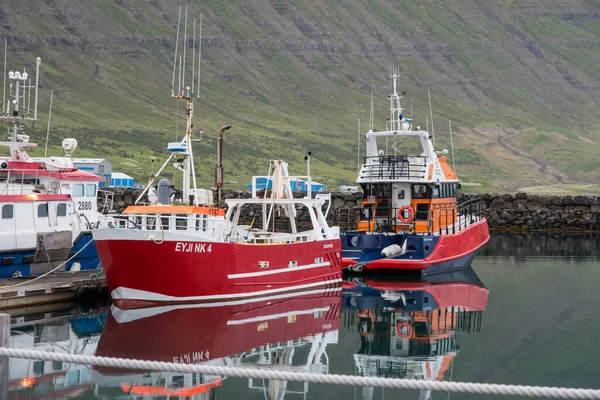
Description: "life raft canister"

(397, 205), (415, 223)
(396, 322), (413, 338)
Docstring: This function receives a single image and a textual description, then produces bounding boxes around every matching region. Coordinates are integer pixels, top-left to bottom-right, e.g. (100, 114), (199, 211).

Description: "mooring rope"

(0, 239), (94, 289)
(1, 348), (599, 398)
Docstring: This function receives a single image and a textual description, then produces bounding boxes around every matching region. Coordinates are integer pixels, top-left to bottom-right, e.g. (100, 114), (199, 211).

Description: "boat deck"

(0, 270), (105, 310)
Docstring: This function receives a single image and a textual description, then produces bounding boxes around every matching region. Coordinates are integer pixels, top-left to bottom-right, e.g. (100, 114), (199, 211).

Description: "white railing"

(357, 156), (428, 182)
(108, 213), (334, 245)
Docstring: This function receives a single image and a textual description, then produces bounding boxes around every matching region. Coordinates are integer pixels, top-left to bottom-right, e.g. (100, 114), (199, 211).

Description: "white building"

(72, 158), (112, 188)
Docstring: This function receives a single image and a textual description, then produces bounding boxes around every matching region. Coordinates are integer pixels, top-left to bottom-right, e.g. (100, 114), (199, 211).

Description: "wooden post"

(0, 313), (9, 400)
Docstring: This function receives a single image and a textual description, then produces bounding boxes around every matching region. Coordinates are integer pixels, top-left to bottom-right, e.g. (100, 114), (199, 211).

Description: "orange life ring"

(397, 205), (414, 223)
(396, 322), (413, 338)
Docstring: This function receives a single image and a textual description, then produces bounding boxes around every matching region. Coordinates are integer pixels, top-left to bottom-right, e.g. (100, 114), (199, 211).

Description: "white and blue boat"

(0, 54), (110, 279)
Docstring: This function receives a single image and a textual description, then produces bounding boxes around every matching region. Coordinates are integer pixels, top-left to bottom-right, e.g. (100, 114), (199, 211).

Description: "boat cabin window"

(202, 215), (208, 231)
(436, 183), (459, 199)
(160, 214), (171, 230)
(397, 190), (405, 200)
(412, 184), (430, 199)
(73, 184), (84, 197)
(57, 203), (67, 217)
(361, 204), (374, 220)
(414, 203), (430, 221)
(135, 216), (143, 227)
(195, 215), (200, 231)
(1, 205), (13, 219)
(176, 214), (187, 230)
(146, 216), (156, 230)
(86, 184), (96, 197)
(375, 199), (391, 217)
(38, 203), (48, 218)
(50, 180), (59, 194)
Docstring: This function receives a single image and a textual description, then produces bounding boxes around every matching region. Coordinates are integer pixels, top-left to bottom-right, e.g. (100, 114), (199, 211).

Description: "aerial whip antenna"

(369, 90), (374, 131)
(33, 56), (40, 120)
(2, 38), (6, 116)
(171, 5), (182, 96)
(197, 13), (202, 97)
(44, 90), (54, 158)
(182, 6), (187, 91)
(428, 87), (435, 146)
(191, 18), (195, 95)
(357, 117), (361, 172)
(449, 119), (456, 173)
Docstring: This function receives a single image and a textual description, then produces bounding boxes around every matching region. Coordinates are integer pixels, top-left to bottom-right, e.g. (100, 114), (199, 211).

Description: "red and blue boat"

(342, 69), (489, 274)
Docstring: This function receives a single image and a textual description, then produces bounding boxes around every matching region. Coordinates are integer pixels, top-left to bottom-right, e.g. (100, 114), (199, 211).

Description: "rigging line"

(0, 239), (93, 289)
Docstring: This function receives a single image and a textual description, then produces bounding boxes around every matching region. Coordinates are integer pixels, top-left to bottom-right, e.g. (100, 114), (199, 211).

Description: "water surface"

(7, 232), (600, 399)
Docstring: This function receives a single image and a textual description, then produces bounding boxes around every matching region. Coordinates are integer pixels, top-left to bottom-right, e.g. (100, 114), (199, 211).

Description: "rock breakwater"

(102, 188), (600, 232)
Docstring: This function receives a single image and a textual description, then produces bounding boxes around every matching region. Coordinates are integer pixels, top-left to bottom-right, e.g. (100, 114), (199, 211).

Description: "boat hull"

(67, 232), (102, 271)
(94, 232), (342, 309)
(341, 219), (490, 274)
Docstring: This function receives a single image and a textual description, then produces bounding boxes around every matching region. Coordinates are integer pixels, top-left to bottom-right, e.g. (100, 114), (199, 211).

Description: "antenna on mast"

(2, 38), (6, 116)
(191, 18), (195, 96)
(182, 6), (187, 91)
(197, 13), (202, 97)
(44, 90), (54, 158)
(1, 49), (41, 143)
(357, 117), (361, 173)
(428, 87), (435, 146)
(171, 5), (182, 96)
(369, 90), (374, 131)
(449, 119), (456, 173)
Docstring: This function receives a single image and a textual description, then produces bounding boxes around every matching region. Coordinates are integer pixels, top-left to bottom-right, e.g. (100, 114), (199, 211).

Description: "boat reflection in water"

(343, 267), (489, 400)
(8, 309), (106, 399)
(92, 289), (342, 398)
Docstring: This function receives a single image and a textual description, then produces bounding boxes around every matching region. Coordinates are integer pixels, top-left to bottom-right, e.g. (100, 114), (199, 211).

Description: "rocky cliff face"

(2, 0), (599, 192)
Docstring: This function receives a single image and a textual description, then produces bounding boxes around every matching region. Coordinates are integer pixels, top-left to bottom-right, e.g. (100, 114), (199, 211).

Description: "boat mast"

(169, 8), (201, 206)
(0, 42), (40, 152)
(389, 66), (404, 132)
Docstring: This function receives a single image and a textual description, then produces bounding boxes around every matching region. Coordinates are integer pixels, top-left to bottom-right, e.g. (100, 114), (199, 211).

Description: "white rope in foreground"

(1, 348), (600, 398)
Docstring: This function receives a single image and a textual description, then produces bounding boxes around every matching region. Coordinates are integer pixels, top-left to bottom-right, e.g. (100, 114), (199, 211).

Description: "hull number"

(78, 201), (93, 211)
(175, 242), (213, 253)
(173, 350), (210, 364)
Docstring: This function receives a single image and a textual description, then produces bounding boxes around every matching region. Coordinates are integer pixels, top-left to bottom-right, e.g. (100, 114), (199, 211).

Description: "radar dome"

(62, 138), (78, 152)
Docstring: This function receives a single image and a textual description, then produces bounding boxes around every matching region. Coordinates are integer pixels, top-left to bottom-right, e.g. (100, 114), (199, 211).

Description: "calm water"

(7, 232), (600, 399)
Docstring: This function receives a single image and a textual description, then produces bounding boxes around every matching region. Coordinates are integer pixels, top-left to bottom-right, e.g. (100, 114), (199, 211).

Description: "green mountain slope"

(1, 0), (599, 193)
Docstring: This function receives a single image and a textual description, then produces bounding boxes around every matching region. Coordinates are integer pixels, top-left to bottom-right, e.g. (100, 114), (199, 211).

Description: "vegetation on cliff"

(1, 0), (599, 193)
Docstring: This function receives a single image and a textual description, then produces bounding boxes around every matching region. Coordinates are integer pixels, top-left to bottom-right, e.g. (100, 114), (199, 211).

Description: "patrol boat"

(342, 69), (489, 274)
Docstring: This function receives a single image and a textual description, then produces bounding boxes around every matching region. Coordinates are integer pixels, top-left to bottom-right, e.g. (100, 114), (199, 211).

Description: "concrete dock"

(0, 271), (106, 310)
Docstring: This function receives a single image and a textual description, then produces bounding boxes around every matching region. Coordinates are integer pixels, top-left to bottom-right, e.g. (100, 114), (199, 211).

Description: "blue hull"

(66, 232), (102, 272)
(0, 232), (101, 279)
(342, 232), (441, 262)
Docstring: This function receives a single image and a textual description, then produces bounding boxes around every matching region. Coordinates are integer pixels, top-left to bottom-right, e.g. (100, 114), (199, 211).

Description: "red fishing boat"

(92, 32), (342, 309)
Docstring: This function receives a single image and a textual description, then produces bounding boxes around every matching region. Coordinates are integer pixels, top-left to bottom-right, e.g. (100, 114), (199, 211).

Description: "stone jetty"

(102, 187), (600, 232)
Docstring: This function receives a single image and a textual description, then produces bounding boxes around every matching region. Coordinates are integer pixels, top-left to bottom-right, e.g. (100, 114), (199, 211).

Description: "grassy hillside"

(0, 0), (599, 193)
